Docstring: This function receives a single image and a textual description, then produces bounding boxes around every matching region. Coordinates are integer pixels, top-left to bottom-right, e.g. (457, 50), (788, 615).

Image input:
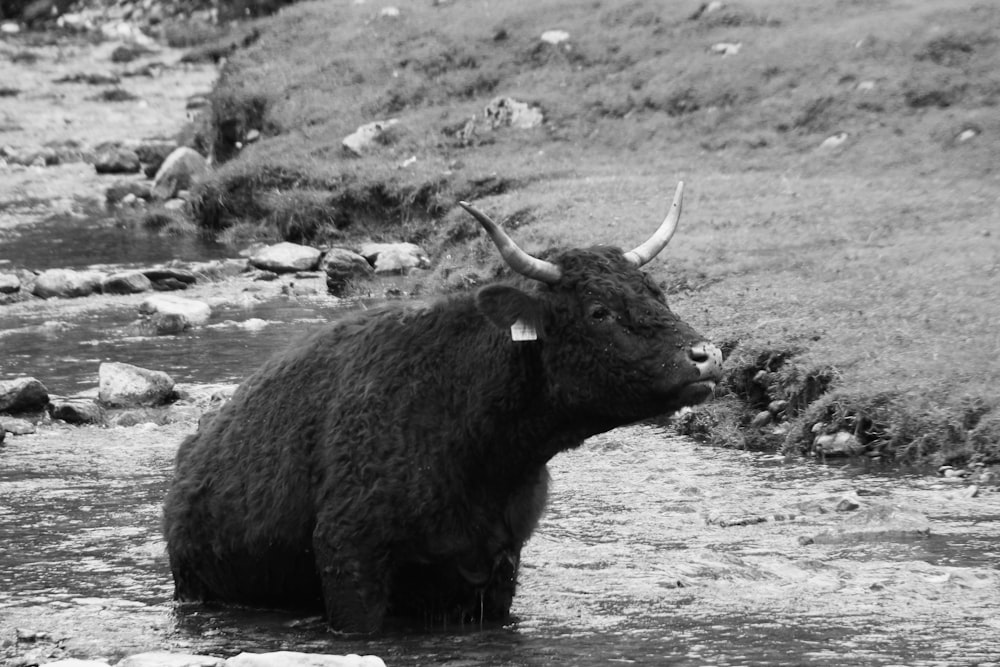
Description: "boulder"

(0, 272), (20, 294)
(32, 268), (104, 299)
(151, 147), (209, 200)
(359, 242), (430, 274)
(139, 294), (211, 326)
(226, 652), (386, 667)
(0, 377), (49, 413)
(814, 431), (864, 456)
(321, 248), (374, 294)
(142, 267), (198, 290)
(48, 398), (107, 425)
(98, 362), (175, 408)
(484, 97), (543, 130)
(342, 119), (399, 156)
(101, 271), (153, 295)
(93, 143), (141, 174)
(118, 651), (225, 667)
(250, 242), (322, 273)
(152, 311), (191, 335)
(134, 141), (178, 177)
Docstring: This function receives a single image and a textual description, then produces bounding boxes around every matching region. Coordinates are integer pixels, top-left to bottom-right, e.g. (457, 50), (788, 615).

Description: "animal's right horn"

(623, 181), (684, 267)
(458, 201), (562, 284)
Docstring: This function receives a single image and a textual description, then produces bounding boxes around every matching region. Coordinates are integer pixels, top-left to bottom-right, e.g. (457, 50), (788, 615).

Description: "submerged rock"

(809, 503), (931, 545)
(49, 397), (107, 425)
(139, 294), (211, 326)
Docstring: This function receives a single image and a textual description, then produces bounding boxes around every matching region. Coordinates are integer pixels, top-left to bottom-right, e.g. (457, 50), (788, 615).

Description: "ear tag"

(510, 318), (538, 342)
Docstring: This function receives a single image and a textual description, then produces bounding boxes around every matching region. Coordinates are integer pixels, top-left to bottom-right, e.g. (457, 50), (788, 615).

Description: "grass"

(183, 0), (1000, 466)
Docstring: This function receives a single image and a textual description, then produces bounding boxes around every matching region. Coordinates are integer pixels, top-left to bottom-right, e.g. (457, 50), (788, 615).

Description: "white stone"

(39, 661), (108, 667)
(359, 242), (429, 274)
(250, 242), (322, 273)
(139, 294), (212, 325)
(0, 272), (20, 293)
(226, 652), (386, 667)
(710, 42), (742, 56)
(484, 97), (544, 130)
(1, 22), (20, 34)
(118, 651), (226, 667)
(32, 268), (104, 299)
(857, 80), (876, 92)
(98, 362), (175, 408)
(819, 132), (848, 149)
(957, 128), (978, 142)
(540, 29), (569, 45)
(342, 119), (399, 156)
(378, 6), (400, 17)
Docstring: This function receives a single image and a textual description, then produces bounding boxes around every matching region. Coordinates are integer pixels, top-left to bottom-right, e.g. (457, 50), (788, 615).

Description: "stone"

(102, 271), (153, 295)
(359, 242), (430, 274)
(135, 141), (178, 177)
(540, 29), (569, 45)
(484, 97), (543, 130)
(98, 361), (175, 408)
(152, 311), (191, 335)
(250, 242), (322, 273)
(321, 247), (374, 295)
(106, 180), (152, 205)
(142, 267), (198, 286)
(119, 651), (225, 667)
(49, 398), (107, 425)
(187, 259), (248, 281)
(710, 42), (742, 56)
(342, 119), (399, 156)
(819, 132), (849, 150)
(93, 143), (141, 174)
(750, 410), (772, 428)
(0, 377), (50, 413)
(835, 498), (860, 512)
(139, 294), (211, 326)
(814, 431), (864, 456)
(0, 272), (20, 294)
(32, 268), (104, 299)
(34, 660), (109, 667)
(1, 416), (37, 435)
(151, 147), (209, 200)
(226, 652), (387, 667)
(768, 399), (788, 415)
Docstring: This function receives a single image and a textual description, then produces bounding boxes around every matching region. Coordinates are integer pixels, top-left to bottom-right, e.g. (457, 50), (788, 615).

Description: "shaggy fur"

(163, 246), (716, 632)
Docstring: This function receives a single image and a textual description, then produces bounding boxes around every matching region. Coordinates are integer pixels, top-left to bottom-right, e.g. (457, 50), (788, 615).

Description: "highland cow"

(163, 181), (723, 632)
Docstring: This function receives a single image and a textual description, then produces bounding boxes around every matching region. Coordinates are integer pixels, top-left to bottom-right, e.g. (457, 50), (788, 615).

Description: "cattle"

(162, 181), (723, 633)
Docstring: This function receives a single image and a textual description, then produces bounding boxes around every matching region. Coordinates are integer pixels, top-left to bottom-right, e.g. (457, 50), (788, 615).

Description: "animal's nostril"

(688, 343), (710, 363)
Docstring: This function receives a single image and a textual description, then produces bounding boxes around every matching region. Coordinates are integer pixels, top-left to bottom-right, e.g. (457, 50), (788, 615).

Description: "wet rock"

(54, 71), (121, 85)
(0, 377), (49, 413)
(250, 242), (322, 273)
(342, 119), (399, 156)
(835, 498), (860, 512)
(151, 147), (209, 200)
(484, 96), (543, 130)
(98, 361), (175, 408)
(810, 503), (931, 545)
(226, 652), (387, 667)
(32, 268), (104, 299)
(0, 272), (20, 293)
(359, 242), (430, 274)
(142, 267), (198, 289)
(92, 143), (141, 174)
(101, 271), (153, 294)
(1, 416), (37, 435)
(321, 247), (374, 294)
(118, 651), (225, 667)
(187, 259), (248, 281)
(750, 410), (772, 428)
(48, 398), (107, 425)
(110, 43), (156, 64)
(152, 311), (191, 335)
(139, 294), (211, 326)
(106, 180), (152, 205)
(813, 431), (864, 457)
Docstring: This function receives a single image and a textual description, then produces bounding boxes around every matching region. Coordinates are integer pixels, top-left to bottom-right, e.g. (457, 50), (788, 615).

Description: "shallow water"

(1, 419), (998, 666)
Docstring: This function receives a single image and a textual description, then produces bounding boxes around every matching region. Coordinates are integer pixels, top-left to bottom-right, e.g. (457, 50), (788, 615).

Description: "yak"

(162, 181), (723, 633)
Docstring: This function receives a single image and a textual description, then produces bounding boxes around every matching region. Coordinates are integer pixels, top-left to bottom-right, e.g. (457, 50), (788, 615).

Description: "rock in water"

(151, 147), (209, 200)
(98, 362), (175, 407)
(250, 242), (322, 273)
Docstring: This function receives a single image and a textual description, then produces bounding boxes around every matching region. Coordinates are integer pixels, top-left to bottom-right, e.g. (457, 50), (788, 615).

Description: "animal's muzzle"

(688, 342), (723, 381)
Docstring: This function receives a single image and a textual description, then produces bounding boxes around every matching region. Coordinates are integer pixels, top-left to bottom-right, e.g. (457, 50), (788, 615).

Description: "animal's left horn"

(458, 201), (562, 284)
(623, 181), (684, 267)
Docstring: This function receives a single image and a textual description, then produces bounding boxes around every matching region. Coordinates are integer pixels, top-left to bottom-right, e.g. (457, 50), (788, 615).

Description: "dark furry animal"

(163, 182), (722, 633)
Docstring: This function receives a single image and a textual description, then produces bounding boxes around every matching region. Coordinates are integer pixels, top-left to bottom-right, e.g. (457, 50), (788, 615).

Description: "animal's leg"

(313, 526), (391, 633)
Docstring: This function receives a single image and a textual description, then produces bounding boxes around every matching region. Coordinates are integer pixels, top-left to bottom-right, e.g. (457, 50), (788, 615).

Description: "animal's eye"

(589, 304), (612, 322)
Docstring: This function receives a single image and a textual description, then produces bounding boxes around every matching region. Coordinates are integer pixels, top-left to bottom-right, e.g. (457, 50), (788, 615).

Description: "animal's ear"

(476, 285), (545, 341)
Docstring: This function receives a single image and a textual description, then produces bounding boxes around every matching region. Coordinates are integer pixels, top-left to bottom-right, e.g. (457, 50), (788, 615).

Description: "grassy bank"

(187, 0), (1000, 466)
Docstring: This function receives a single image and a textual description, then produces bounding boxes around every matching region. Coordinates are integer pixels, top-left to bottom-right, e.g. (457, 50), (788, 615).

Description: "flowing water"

(2, 218), (1000, 666)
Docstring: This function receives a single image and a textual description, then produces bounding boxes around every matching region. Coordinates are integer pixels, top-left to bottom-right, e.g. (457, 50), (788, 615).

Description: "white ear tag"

(510, 318), (538, 342)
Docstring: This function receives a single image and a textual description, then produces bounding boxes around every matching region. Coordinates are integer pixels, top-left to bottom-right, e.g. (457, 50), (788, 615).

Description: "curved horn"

(623, 181), (684, 267)
(458, 201), (562, 284)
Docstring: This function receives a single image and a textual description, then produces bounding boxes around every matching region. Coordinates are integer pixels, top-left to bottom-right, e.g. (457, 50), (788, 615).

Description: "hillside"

(188, 0), (1000, 466)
